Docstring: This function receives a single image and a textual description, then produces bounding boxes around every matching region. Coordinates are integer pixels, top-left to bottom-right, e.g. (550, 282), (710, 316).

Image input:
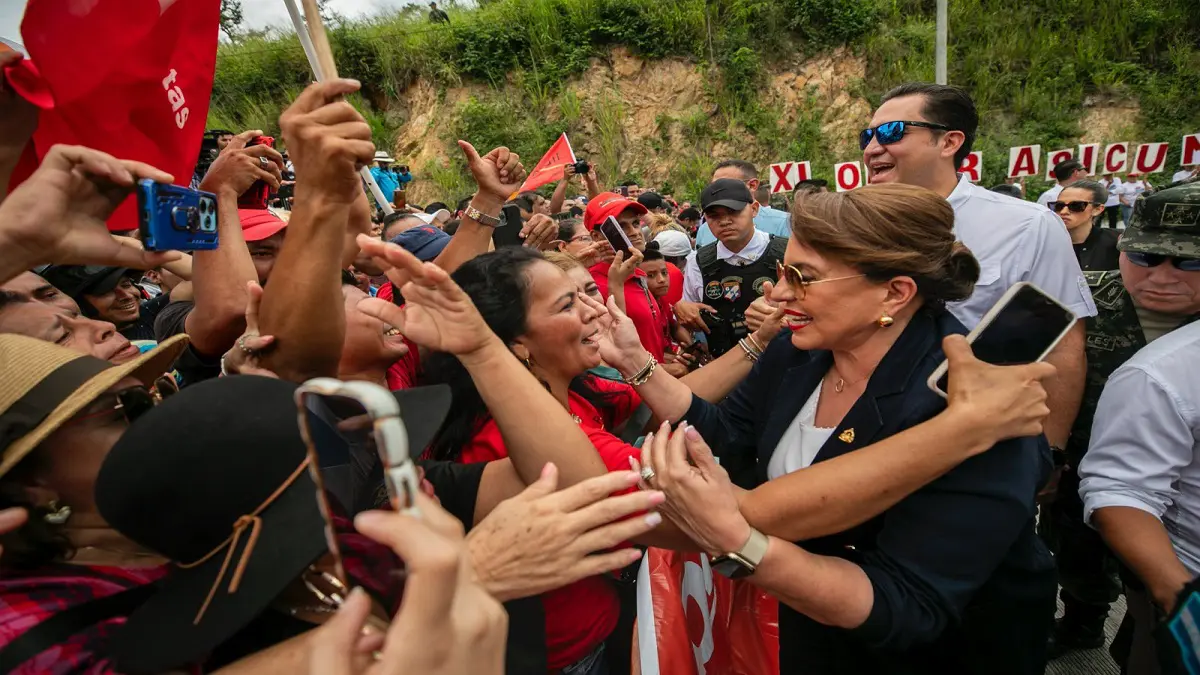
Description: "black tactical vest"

(696, 235), (788, 356)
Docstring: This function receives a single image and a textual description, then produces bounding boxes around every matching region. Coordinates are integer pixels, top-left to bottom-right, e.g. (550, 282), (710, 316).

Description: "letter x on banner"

(769, 162), (811, 193)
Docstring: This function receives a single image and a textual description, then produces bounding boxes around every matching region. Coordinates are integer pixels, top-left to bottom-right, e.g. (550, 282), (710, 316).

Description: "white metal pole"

(935, 0), (948, 85)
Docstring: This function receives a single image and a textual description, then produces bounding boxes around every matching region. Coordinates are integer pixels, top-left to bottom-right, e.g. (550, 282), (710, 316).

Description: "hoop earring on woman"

(44, 501), (72, 525)
(878, 313), (894, 328)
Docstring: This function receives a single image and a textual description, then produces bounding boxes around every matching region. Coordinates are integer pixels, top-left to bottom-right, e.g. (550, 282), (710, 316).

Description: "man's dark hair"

(678, 207), (701, 221)
(880, 83), (978, 166)
(513, 191), (538, 212)
(455, 197), (472, 214)
(795, 178), (828, 190)
(713, 159), (758, 180)
(443, 219), (461, 236)
(425, 202), (449, 214)
(568, 205), (584, 218)
(1053, 160), (1085, 183)
(989, 184), (1024, 199)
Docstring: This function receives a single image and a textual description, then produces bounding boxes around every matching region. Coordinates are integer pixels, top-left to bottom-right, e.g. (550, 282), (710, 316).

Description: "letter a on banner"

(1045, 149), (1075, 180)
(1103, 143), (1130, 174)
(1133, 143), (1169, 174)
(1008, 145), (1041, 179)
(1078, 144), (1100, 175)
(834, 162), (864, 191)
(1183, 134), (1200, 167)
(959, 151), (983, 182)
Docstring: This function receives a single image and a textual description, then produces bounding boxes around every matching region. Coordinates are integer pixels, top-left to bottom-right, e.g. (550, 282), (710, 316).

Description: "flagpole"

(281, 0), (394, 215)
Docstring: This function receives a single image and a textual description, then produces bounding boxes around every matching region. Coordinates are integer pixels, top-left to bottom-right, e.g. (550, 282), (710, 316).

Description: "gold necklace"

(830, 365), (874, 393)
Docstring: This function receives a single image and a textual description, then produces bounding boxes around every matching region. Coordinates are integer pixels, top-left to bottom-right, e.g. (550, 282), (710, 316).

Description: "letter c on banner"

(1103, 143), (1130, 174)
(835, 162), (864, 192)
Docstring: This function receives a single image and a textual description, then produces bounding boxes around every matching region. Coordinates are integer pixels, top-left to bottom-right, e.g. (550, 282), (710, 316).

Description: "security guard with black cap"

(1043, 179), (1200, 658)
(676, 178), (788, 356)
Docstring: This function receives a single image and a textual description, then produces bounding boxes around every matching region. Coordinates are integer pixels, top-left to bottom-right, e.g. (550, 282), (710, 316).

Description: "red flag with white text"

(517, 133), (577, 193)
(4, 0), (221, 231)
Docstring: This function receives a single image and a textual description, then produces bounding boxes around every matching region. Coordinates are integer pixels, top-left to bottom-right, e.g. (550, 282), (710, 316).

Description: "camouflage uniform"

(1042, 180), (1200, 642)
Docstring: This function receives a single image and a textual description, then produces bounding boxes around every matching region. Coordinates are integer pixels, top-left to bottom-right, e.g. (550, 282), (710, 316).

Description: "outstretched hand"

(941, 334), (1056, 448)
(458, 141), (526, 204)
(354, 234), (500, 359)
(0, 145), (181, 273)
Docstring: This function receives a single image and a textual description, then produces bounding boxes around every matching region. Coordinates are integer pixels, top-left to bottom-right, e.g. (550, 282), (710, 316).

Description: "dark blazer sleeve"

(847, 433), (1049, 650)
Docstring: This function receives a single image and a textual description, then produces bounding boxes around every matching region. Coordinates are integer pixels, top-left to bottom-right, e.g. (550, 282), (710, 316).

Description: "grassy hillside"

(209, 0), (1200, 201)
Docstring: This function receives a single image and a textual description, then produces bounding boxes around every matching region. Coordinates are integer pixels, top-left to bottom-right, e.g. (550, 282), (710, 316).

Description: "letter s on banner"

(1103, 143), (1130, 174)
(1133, 142), (1169, 174)
(1078, 143), (1100, 175)
(834, 162), (864, 191)
(1007, 145), (1041, 179)
(959, 151), (983, 182)
(1183, 134), (1200, 167)
(1045, 149), (1075, 180)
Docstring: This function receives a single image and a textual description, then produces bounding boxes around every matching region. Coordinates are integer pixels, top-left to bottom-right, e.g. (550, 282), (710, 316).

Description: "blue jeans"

(1121, 204), (1134, 226)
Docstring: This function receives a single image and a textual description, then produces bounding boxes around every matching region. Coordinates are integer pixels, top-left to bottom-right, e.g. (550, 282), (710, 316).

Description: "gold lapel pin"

(838, 428), (855, 443)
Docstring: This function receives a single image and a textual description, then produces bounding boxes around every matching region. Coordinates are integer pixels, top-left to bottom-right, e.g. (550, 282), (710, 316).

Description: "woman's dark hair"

(789, 183), (980, 312)
(0, 453), (72, 570)
(556, 218), (583, 242)
(421, 248), (621, 460)
(643, 241), (665, 262)
(1062, 179), (1109, 209)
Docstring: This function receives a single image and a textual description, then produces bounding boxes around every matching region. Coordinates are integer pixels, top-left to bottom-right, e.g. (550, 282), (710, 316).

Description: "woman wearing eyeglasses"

(1051, 180), (1121, 272)
(600, 183), (1059, 674)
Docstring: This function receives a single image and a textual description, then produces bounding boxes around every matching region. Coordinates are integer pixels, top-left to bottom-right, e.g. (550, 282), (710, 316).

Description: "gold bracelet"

(623, 355), (658, 386)
(746, 333), (766, 354)
(737, 338), (761, 362)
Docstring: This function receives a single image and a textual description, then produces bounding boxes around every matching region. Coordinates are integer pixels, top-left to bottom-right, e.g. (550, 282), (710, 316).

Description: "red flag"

(4, 0), (221, 231)
(516, 133), (577, 193)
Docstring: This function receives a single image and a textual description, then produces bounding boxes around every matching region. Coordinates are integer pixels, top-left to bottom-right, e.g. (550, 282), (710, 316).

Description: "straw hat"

(0, 333), (189, 478)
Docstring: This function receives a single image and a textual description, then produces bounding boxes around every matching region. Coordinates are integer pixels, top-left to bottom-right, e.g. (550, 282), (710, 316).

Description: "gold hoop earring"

(878, 313), (894, 328)
(44, 501), (72, 525)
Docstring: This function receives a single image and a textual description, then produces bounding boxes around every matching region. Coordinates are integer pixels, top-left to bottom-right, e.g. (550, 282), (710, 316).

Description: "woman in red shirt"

(421, 247), (643, 672)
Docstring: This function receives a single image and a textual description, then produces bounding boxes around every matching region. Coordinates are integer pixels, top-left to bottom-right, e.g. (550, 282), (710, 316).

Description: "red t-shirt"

(458, 377), (643, 669)
(591, 263), (669, 360)
(666, 262), (684, 306)
(375, 283), (421, 390)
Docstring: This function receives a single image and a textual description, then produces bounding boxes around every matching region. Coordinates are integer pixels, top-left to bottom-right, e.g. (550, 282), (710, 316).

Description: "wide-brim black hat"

(96, 375), (451, 674)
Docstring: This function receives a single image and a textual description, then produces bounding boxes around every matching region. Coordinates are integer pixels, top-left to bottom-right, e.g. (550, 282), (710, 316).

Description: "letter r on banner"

(1103, 143), (1130, 174)
(1045, 149), (1075, 180)
(769, 163), (795, 193)
(959, 151), (982, 182)
(1078, 144), (1100, 175)
(834, 162), (864, 191)
(1133, 143), (1169, 174)
(1183, 134), (1200, 167)
(1008, 145), (1041, 179)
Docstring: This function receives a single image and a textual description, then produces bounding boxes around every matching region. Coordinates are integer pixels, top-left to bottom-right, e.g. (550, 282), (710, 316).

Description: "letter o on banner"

(834, 162), (864, 192)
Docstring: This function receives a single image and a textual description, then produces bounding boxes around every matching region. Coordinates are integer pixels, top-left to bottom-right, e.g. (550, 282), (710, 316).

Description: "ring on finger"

(237, 334), (258, 354)
(258, 156), (269, 168)
(640, 466), (657, 483)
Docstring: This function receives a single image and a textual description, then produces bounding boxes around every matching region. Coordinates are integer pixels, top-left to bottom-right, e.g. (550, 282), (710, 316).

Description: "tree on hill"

(219, 0), (243, 40)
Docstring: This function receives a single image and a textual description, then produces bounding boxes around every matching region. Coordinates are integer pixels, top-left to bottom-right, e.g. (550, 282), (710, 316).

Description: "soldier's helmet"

(1118, 179), (1200, 257)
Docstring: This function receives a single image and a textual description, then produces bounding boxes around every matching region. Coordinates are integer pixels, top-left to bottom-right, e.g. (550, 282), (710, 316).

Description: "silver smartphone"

(927, 282), (1077, 398)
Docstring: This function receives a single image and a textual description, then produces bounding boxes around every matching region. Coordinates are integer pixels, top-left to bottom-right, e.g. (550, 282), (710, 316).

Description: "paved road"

(1047, 594), (1124, 675)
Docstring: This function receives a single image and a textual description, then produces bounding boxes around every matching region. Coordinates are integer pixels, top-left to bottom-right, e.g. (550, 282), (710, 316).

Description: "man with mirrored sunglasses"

(1041, 182), (1200, 660)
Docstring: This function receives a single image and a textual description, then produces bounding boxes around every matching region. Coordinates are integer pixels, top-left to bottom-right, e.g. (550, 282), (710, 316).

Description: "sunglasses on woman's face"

(858, 120), (951, 150)
(776, 261), (866, 299)
(1125, 251), (1200, 272)
(1049, 201), (1100, 214)
(68, 377), (177, 427)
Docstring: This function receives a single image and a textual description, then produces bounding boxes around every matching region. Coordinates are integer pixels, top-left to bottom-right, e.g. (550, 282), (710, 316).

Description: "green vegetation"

(210, 0), (1200, 202)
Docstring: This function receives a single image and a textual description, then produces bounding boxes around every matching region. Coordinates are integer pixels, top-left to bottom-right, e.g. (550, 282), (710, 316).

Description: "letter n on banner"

(1045, 149), (1075, 180)
(834, 162), (864, 191)
(1133, 143), (1169, 174)
(1008, 145), (1041, 179)
(1078, 144), (1100, 175)
(1183, 134), (1200, 167)
(1103, 143), (1130, 174)
(959, 151), (983, 182)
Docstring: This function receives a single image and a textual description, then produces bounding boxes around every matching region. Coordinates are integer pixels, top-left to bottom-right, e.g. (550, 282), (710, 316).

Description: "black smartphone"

(492, 204), (526, 248)
(598, 215), (634, 258)
(237, 135), (274, 210)
(928, 282), (1077, 397)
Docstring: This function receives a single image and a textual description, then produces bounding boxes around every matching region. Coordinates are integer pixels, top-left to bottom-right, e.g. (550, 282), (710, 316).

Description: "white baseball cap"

(653, 230), (692, 258)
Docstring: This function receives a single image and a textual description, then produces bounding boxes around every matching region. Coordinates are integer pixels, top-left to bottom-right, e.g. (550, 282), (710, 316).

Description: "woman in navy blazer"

(603, 183), (1058, 674)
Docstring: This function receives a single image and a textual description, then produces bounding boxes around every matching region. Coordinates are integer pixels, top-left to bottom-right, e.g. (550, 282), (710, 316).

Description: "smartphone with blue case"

(136, 179), (219, 251)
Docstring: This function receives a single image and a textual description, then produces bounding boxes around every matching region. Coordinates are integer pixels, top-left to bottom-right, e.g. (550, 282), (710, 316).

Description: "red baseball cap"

(583, 192), (648, 231)
(239, 209), (288, 242)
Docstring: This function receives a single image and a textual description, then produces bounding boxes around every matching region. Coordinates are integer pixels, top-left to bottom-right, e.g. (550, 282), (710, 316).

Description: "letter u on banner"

(834, 162), (864, 191)
(1133, 143), (1169, 174)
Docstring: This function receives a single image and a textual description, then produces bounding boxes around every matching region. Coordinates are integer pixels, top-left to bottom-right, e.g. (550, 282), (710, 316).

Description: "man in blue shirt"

(694, 159), (790, 246)
(369, 151), (400, 207)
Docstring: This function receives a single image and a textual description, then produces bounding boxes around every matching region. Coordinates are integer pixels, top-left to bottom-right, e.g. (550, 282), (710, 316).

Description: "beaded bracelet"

(623, 355), (658, 386)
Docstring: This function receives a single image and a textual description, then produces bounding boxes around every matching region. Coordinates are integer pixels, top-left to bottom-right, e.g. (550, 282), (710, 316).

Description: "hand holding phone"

(598, 215), (634, 258)
(492, 204), (526, 248)
(137, 180), (219, 252)
(927, 282), (1076, 398)
(237, 135), (275, 210)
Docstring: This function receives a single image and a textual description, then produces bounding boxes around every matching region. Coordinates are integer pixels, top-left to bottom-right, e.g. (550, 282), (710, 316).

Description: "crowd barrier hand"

(220, 281), (278, 378)
(198, 129), (284, 199)
(280, 79), (375, 206)
(520, 213), (557, 250)
(354, 234), (498, 358)
(0, 144), (180, 271)
(942, 334), (1056, 446)
(467, 464), (663, 602)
